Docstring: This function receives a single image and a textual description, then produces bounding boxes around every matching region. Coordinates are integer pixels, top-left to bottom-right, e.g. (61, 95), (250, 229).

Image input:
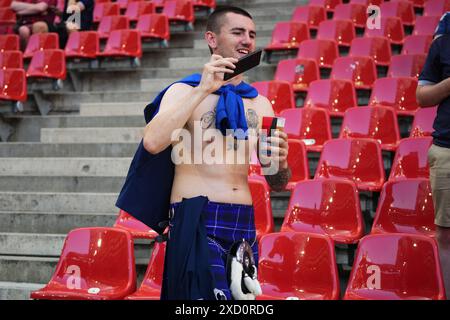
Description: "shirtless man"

(141, 6), (290, 300)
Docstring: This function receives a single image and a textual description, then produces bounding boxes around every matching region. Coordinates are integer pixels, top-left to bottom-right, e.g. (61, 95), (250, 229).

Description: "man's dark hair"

(206, 5), (253, 34)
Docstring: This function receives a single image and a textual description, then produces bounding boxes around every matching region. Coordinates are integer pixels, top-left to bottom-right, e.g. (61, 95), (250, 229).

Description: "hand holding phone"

(223, 49), (263, 81)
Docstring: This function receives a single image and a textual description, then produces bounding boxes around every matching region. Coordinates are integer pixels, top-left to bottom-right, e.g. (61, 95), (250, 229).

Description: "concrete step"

(0, 158), (131, 177)
(41, 128), (143, 144)
(0, 281), (43, 300)
(79, 103), (145, 117)
(0, 192), (118, 213)
(0, 211), (117, 234)
(0, 142), (138, 158)
(140, 78), (179, 93)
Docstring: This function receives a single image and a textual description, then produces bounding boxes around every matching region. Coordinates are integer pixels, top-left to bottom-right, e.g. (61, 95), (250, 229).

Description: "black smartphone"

(223, 49), (262, 81)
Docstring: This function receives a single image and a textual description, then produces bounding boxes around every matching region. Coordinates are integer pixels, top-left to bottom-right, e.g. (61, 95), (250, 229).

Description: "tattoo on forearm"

(264, 167), (292, 192)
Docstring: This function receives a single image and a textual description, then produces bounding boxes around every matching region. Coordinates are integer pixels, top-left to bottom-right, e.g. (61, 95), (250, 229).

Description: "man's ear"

(205, 31), (218, 51)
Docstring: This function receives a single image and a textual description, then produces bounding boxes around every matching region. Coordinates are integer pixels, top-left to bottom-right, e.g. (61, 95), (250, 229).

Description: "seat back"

(248, 176), (274, 239)
(267, 21), (309, 49)
(0, 68), (27, 101)
(0, 50), (23, 69)
(26, 49), (66, 80)
(349, 36), (391, 66)
(163, 0), (195, 23)
(274, 58), (320, 92)
(24, 33), (59, 59)
(125, 1), (155, 21)
(309, 0), (342, 12)
(331, 56), (377, 89)
(365, 17), (404, 44)
(291, 5), (326, 30)
(251, 80), (296, 114)
(402, 35), (433, 55)
(114, 210), (158, 239)
(387, 54), (426, 78)
(0, 34), (19, 52)
(410, 106), (437, 138)
(423, 0), (450, 16)
(65, 31), (99, 59)
(389, 137), (432, 180)
(93, 2), (121, 23)
(317, 19), (356, 47)
(333, 3), (367, 27)
(97, 15), (129, 38)
(136, 14), (170, 40)
(286, 139), (310, 188)
(413, 16), (441, 36)
(380, 1), (415, 26)
(297, 39), (339, 68)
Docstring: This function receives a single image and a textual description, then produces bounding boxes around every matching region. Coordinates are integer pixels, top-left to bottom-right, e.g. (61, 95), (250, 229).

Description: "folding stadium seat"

(26, 49), (66, 81)
(274, 58), (320, 92)
(0, 50), (23, 69)
(365, 17), (405, 45)
(99, 29), (142, 59)
(117, 0), (140, 10)
(192, 0), (216, 11)
(0, 34), (19, 52)
(349, 37), (392, 67)
(389, 137), (432, 180)
(344, 233), (446, 300)
(65, 31), (99, 59)
(291, 5), (326, 30)
(93, 2), (120, 24)
(23, 33), (59, 59)
(331, 56), (377, 89)
(380, 1), (416, 26)
(371, 178), (435, 237)
(340, 106), (400, 151)
(0, 7), (15, 25)
(412, 15), (441, 36)
(309, 0), (342, 13)
(257, 231), (340, 300)
(248, 175), (275, 240)
(409, 0), (426, 9)
(136, 14), (170, 43)
(297, 39), (339, 69)
(125, 242), (165, 300)
(0, 0), (12, 7)
(281, 179), (364, 244)
(368, 77), (419, 116)
(251, 80), (296, 114)
(98, 16), (130, 40)
(113, 210), (158, 239)
(124, 1), (155, 22)
(152, 0), (166, 10)
(304, 79), (357, 116)
(423, 0), (450, 16)
(265, 21), (309, 52)
(315, 138), (385, 191)
(0, 68), (27, 102)
(317, 19), (356, 47)
(387, 54), (426, 78)
(280, 108), (332, 152)
(410, 106), (437, 138)
(30, 227), (137, 300)
(402, 35), (433, 55)
(350, 0), (383, 4)
(285, 139), (310, 190)
(333, 3), (367, 28)
(163, 0), (195, 30)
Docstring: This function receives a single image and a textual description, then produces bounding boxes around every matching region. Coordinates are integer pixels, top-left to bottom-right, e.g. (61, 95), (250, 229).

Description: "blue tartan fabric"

(170, 200), (258, 300)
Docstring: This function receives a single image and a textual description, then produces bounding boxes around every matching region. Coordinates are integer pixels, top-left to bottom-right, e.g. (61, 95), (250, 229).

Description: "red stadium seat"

(30, 227), (136, 300)
(423, 0), (450, 16)
(371, 178), (435, 237)
(380, 1), (415, 26)
(65, 31), (99, 59)
(304, 79), (357, 116)
(23, 33), (59, 59)
(0, 0), (12, 7)
(350, 0), (382, 4)
(402, 35), (433, 55)
(297, 39), (339, 69)
(340, 106), (400, 151)
(282, 179), (364, 244)
(344, 233), (446, 300)
(97, 15), (129, 39)
(265, 21), (309, 51)
(99, 29), (142, 58)
(315, 138), (385, 191)
(113, 210), (158, 239)
(192, 0), (216, 10)
(116, 0), (140, 10)
(409, 0), (426, 8)
(0, 68), (27, 102)
(0, 34), (19, 52)
(26, 49), (66, 80)
(0, 50), (23, 69)
(152, 0), (165, 10)
(317, 19), (356, 47)
(136, 14), (170, 42)
(349, 36), (392, 66)
(387, 54), (426, 78)
(331, 56), (377, 89)
(124, 1), (155, 22)
(274, 58), (320, 92)
(413, 16), (441, 36)
(257, 231), (340, 300)
(309, 0), (342, 12)
(248, 175), (274, 240)
(125, 242), (165, 300)
(285, 139), (310, 190)
(365, 17), (405, 45)
(291, 5), (326, 30)
(93, 2), (120, 23)
(333, 3), (367, 28)
(251, 80), (296, 114)
(410, 106), (437, 138)
(0, 7), (15, 25)
(163, 0), (195, 26)
(280, 108), (332, 152)
(369, 77), (420, 116)
(389, 137), (432, 180)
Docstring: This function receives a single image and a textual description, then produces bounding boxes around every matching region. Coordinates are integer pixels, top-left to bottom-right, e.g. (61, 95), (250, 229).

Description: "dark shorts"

(170, 200), (258, 300)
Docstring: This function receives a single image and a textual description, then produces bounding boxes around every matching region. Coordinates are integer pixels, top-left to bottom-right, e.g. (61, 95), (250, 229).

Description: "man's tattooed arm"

(263, 166), (292, 192)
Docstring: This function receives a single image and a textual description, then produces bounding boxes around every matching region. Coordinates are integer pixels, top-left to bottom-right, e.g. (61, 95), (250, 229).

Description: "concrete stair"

(0, 0), (304, 299)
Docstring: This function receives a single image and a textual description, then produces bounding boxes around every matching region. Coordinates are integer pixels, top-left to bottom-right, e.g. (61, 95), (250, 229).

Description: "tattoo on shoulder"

(246, 109), (258, 129)
(264, 167), (292, 192)
(200, 108), (216, 129)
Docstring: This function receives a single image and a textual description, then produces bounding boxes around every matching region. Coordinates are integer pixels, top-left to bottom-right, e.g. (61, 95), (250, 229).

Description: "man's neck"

(228, 74), (244, 86)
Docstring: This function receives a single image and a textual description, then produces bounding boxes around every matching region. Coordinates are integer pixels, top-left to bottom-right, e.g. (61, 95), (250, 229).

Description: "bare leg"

(31, 21), (49, 34)
(17, 25), (31, 51)
(436, 226), (450, 299)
